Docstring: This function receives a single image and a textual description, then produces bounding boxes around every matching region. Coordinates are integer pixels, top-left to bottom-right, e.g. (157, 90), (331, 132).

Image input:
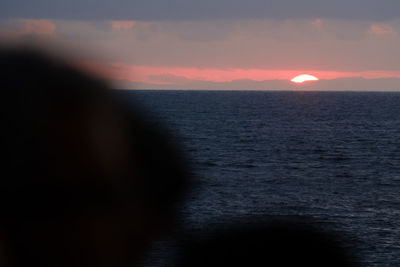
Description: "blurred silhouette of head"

(0, 48), (188, 267)
(176, 220), (357, 267)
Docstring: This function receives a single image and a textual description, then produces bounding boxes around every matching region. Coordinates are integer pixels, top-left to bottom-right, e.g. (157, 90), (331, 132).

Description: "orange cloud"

(17, 19), (56, 35)
(110, 20), (136, 30)
(368, 23), (394, 35)
(78, 61), (400, 85)
(310, 18), (323, 29)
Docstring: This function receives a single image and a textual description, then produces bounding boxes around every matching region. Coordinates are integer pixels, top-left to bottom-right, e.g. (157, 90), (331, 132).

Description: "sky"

(1, 0), (400, 90)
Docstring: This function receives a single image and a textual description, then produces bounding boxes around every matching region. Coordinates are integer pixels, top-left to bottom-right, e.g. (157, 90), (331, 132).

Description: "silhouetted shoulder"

(176, 219), (358, 267)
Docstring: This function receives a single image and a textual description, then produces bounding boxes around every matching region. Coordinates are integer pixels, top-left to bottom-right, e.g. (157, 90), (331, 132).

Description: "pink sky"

(1, 18), (400, 90)
(79, 61), (400, 85)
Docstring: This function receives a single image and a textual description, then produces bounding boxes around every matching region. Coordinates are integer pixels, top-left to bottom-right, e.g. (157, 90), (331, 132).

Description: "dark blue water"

(122, 90), (400, 266)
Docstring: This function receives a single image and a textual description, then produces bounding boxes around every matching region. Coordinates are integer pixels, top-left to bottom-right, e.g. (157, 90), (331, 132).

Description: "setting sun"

(291, 74), (319, 83)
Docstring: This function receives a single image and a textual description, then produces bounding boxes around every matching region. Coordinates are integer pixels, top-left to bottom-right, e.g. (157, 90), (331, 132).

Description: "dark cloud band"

(1, 0), (400, 21)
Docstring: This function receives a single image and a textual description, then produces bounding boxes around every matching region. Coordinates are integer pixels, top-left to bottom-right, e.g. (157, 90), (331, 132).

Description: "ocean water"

(121, 90), (400, 266)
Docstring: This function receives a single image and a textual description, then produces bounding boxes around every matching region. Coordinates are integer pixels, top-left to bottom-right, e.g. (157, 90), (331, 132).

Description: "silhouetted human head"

(0, 48), (188, 267)
(176, 220), (356, 267)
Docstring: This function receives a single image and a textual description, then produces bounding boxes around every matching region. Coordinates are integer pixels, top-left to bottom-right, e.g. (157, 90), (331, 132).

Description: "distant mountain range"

(115, 77), (400, 91)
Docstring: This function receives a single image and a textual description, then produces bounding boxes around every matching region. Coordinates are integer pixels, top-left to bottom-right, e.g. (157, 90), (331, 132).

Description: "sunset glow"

(3, 14), (397, 90)
(76, 61), (400, 90)
(291, 74), (319, 83)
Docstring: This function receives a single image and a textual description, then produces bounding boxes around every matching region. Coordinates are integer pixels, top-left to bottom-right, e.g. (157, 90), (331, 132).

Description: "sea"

(119, 90), (400, 266)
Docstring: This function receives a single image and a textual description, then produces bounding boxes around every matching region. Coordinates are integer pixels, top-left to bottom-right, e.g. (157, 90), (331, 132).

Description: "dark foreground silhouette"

(176, 219), (358, 267)
(0, 48), (357, 267)
(1, 48), (189, 267)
